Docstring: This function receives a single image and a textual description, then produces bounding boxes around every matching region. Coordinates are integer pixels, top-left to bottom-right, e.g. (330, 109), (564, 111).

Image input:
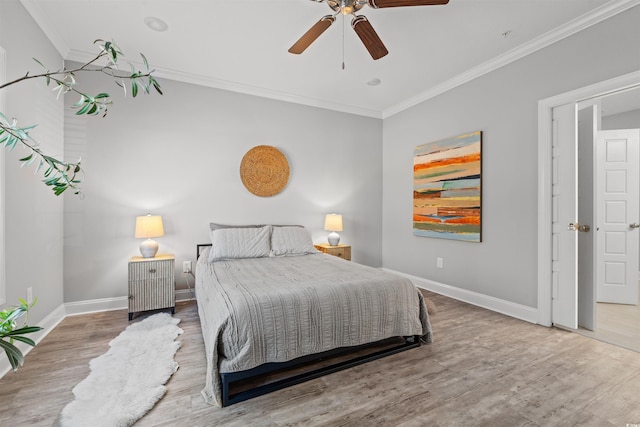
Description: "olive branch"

(0, 39), (163, 196)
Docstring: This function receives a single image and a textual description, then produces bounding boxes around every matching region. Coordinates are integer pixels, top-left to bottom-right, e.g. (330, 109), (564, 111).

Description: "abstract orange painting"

(413, 131), (482, 242)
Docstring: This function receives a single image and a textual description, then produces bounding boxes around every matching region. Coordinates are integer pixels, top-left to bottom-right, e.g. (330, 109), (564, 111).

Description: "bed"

(196, 224), (432, 407)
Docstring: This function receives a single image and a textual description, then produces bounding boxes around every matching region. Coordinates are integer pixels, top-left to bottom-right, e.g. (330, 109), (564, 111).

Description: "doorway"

(537, 70), (640, 336)
(577, 94), (640, 352)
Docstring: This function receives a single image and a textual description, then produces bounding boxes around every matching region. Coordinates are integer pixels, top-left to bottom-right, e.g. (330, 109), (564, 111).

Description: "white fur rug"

(59, 313), (183, 427)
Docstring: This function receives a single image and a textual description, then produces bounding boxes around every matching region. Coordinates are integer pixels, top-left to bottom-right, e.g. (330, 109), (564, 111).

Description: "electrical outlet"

(436, 257), (443, 269)
(183, 261), (192, 273)
(26, 287), (33, 304)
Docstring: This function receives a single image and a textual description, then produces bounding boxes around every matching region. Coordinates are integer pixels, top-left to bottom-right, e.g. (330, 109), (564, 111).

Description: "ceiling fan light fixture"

(329, 0), (364, 14)
(144, 16), (169, 32)
(341, 6), (354, 14)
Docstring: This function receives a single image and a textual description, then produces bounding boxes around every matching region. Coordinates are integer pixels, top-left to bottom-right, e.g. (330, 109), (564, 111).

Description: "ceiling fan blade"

(351, 16), (388, 60)
(367, 0), (448, 8)
(288, 16), (336, 55)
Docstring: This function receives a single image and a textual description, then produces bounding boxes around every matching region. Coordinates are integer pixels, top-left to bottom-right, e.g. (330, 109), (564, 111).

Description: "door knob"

(568, 223), (590, 232)
(630, 223), (640, 229)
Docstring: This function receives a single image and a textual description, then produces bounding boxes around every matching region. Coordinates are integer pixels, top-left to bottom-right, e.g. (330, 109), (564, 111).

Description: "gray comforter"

(195, 249), (432, 406)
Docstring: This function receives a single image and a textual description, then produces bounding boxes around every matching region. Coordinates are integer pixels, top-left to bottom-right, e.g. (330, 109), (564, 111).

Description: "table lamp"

(135, 214), (164, 258)
(324, 213), (343, 246)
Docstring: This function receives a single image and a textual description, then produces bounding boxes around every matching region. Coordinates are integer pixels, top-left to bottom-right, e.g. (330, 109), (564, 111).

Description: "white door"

(596, 129), (640, 305)
(552, 103), (579, 329)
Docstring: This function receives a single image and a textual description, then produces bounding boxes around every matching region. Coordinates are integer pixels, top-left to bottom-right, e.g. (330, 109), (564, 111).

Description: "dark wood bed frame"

(196, 243), (422, 407)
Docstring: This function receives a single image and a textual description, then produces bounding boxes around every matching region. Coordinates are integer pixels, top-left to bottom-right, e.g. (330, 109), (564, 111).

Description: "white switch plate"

(183, 261), (192, 273)
(436, 257), (443, 268)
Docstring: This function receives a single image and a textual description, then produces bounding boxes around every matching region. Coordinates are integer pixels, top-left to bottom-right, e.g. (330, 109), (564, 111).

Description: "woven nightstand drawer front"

(128, 257), (175, 314)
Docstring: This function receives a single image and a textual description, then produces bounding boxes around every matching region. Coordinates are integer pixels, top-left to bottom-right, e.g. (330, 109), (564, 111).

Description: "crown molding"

(382, 0), (640, 118)
(149, 66), (384, 119)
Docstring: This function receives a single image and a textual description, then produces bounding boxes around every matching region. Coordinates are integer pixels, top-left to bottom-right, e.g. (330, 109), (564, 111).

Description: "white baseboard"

(64, 296), (128, 316)
(383, 268), (539, 324)
(175, 288), (195, 302)
(0, 303), (66, 378)
(64, 289), (195, 317)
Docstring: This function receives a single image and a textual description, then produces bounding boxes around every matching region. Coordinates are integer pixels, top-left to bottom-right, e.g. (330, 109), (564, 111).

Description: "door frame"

(537, 70), (640, 327)
(0, 46), (5, 306)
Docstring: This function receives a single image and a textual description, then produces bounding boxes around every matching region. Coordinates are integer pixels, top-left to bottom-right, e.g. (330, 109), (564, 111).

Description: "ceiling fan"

(288, 0), (449, 60)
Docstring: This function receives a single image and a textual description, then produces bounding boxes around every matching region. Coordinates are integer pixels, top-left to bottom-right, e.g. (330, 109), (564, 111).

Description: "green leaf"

(141, 52), (149, 70)
(75, 102), (91, 115)
(4, 309), (23, 324)
(131, 81), (138, 98)
(73, 95), (87, 107)
(8, 326), (43, 335)
(35, 159), (44, 175)
(0, 339), (24, 370)
(32, 57), (47, 69)
(7, 135), (18, 150)
(10, 336), (36, 347)
(150, 77), (163, 95)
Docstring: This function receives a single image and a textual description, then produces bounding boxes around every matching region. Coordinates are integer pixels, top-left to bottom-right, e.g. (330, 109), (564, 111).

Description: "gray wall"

(63, 74), (383, 302)
(381, 5), (640, 308)
(0, 1), (64, 322)
(603, 109), (640, 130)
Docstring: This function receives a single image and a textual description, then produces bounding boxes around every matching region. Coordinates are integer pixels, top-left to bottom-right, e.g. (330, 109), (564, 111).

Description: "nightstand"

(128, 254), (175, 320)
(314, 244), (351, 261)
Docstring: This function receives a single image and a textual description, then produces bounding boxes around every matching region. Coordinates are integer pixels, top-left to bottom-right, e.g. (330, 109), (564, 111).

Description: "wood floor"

(2, 290), (640, 426)
(577, 283), (640, 353)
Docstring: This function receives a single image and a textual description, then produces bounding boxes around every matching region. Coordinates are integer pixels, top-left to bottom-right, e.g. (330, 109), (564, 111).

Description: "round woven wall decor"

(240, 145), (290, 197)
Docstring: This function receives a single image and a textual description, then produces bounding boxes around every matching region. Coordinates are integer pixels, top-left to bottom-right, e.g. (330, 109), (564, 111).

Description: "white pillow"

(209, 222), (263, 231)
(270, 226), (318, 257)
(209, 225), (272, 262)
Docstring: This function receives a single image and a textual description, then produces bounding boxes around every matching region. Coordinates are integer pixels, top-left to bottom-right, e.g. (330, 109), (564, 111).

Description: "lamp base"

(139, 239), (159, 258)
(327, 231), (340, 246)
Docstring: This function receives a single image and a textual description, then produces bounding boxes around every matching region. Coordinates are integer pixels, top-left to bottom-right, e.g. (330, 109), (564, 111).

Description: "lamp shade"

(135, 214), (164, 239)
(324, 214), (343, 232)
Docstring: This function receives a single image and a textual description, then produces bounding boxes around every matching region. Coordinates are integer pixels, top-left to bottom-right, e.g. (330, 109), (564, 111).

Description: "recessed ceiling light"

(367, 78), (381, 86)
(144, 16), (168, 32)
